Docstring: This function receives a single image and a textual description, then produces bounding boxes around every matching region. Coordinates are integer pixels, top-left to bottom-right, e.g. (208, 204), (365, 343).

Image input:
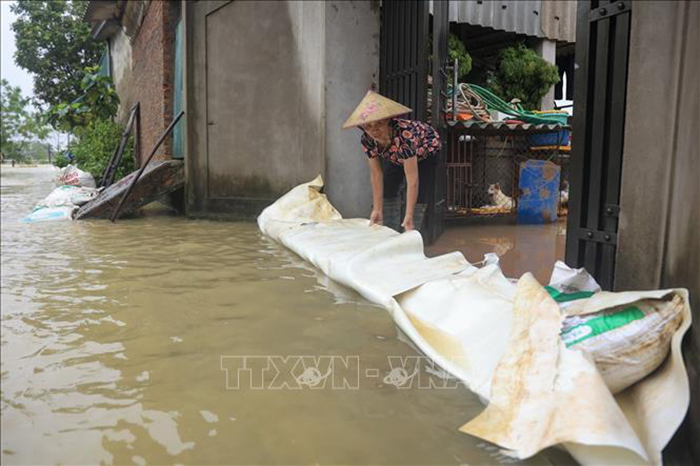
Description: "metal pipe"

(101, 102), (140, 188)
(133, 104), (141, 168)
(452, 58), (458, 123)
(110, 110), (184, 222)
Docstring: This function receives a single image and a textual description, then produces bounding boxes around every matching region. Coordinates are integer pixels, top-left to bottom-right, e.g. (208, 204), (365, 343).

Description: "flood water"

(427, 222), (566, 285)
(1, 166), (575, 465)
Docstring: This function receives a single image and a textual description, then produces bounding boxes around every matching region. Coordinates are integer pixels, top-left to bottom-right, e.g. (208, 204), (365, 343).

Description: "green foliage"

(448, 34), (472, 80)
(486, 43), (560, 110)
(65, 119), (134, 180)
(1, 79), (52, 161)
(11, 0), (102, 109)
(52, 152), (71, 169)
(48, 67), (120, 134)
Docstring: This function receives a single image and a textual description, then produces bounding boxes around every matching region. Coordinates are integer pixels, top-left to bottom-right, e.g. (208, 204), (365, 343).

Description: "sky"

(1, 0), (35, 97)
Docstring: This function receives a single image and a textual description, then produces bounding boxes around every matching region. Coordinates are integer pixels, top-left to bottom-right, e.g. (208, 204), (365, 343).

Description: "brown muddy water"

(427, 222), (566, 285)
(1, 166), (575, 465)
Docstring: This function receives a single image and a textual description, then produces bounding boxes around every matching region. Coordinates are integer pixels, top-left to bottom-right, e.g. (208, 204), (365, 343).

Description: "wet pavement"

(1, 166), (575, 465)
(427, 222), (567, 284)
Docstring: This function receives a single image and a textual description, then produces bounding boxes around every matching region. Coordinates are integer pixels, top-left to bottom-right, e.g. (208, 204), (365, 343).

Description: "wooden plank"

(74, 160), (185, 220)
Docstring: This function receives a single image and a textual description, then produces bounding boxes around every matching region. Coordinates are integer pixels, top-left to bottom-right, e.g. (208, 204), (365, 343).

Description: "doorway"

(185, 1), (324, 218)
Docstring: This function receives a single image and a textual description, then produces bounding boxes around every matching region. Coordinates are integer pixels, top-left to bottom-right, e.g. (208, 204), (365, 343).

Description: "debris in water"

(200, 410), (219, 423)
(74, 160), (184, 220)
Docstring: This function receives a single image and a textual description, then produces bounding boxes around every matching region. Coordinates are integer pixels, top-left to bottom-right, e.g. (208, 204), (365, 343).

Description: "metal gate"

(566, 0), (632, 290)
(380, 0), (429, 121)
(379, 0), (449, 244)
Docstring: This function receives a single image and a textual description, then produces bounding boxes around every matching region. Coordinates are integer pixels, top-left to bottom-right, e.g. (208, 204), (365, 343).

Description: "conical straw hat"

(342, 90), (412, 129)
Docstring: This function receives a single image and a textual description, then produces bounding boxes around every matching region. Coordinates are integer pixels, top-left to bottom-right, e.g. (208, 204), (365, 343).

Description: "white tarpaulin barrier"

(258, 176), (692, 465)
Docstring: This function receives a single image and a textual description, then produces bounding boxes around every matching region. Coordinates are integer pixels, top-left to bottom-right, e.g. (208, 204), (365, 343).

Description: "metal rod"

(101, 102), (140, 188)
(110, 110), (184, 223)
(452, 59), (459, 118)
(133, 104), (141, 168)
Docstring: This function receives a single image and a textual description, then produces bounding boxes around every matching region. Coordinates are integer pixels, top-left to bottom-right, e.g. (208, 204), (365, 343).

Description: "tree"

(0, 79), (51, 161)
(11, 0), (103, 109)
(48, 66), (120, 135)
(486, 43), (560, 110)
(448, 34), (472, 80)
(63, 118), (134, 179)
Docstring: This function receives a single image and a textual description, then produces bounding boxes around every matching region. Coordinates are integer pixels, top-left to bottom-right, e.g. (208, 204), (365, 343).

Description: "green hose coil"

(467, 84), (569, 126)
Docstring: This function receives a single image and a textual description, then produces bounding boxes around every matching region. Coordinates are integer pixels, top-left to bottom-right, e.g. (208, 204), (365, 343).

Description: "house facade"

(84, 0), (576, 221)
(86, 1), (181, 163)
(86, 0), (380, 218)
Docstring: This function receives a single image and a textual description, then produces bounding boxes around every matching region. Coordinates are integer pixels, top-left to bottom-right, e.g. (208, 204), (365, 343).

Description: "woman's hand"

(402, 215), (414, 232)
(370, 209), (383, 226)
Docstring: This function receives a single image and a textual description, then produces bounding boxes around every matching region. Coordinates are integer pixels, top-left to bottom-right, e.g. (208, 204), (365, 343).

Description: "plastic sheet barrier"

(258, 176), (692, 466)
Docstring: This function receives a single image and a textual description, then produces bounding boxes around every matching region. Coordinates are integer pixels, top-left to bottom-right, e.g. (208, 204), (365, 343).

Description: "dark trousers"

(382, 156), (436, 203)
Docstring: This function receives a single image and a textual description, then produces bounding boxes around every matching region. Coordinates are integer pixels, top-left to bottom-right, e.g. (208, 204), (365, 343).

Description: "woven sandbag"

(562, 295), (684, 394)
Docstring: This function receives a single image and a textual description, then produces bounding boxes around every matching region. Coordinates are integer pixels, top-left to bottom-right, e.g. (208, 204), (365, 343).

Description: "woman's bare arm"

(368, 157), (384, 225)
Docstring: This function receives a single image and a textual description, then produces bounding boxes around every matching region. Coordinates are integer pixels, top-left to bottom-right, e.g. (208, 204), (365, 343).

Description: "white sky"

(1, 0), (35, 97)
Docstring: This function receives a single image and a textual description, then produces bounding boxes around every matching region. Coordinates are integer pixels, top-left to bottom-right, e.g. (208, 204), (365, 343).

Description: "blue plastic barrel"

(517, 160), (561, 224)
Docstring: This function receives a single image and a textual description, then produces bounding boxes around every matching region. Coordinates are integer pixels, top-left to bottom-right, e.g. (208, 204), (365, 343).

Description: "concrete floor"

(426, 220), (567, 284)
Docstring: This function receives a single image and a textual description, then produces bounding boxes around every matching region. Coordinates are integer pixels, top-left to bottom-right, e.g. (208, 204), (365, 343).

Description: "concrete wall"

(324, 1), (379, 218)
(616, 1), (700, 463)
(185, 0), (378, 218)
(108, 29), (135, 124)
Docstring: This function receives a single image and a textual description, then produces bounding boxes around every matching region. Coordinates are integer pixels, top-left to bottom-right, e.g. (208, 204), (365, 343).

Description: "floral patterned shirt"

(360, 118), (441, 165)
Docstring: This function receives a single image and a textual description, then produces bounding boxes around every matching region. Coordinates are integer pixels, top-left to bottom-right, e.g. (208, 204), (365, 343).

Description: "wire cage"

(445, 122), (571, 220)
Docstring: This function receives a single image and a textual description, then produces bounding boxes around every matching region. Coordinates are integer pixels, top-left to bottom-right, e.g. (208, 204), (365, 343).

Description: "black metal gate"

(566, 0), (632, 290)
(428, 0), (449, 242)
(380, 0), (429, 121)
(380, 0), (449, 244)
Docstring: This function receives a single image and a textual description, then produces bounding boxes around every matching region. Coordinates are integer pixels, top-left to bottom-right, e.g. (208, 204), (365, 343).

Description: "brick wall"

(131, 0), (180, 164)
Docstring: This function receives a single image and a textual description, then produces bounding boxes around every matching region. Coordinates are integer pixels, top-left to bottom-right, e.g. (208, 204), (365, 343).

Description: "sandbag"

(69, 187), (99, 206)
(22, 206), (75, 223)
(546, 260), (601, 308)
(34, 185), (96, 210)
(563, 296), (684, 394)
(55, 164), (96, 188)
(23, 185), (98, 223)
(546, 263), (685, 394)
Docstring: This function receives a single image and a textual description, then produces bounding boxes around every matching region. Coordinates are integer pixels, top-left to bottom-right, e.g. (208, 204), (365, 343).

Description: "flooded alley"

(0, 167), (575, 465)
